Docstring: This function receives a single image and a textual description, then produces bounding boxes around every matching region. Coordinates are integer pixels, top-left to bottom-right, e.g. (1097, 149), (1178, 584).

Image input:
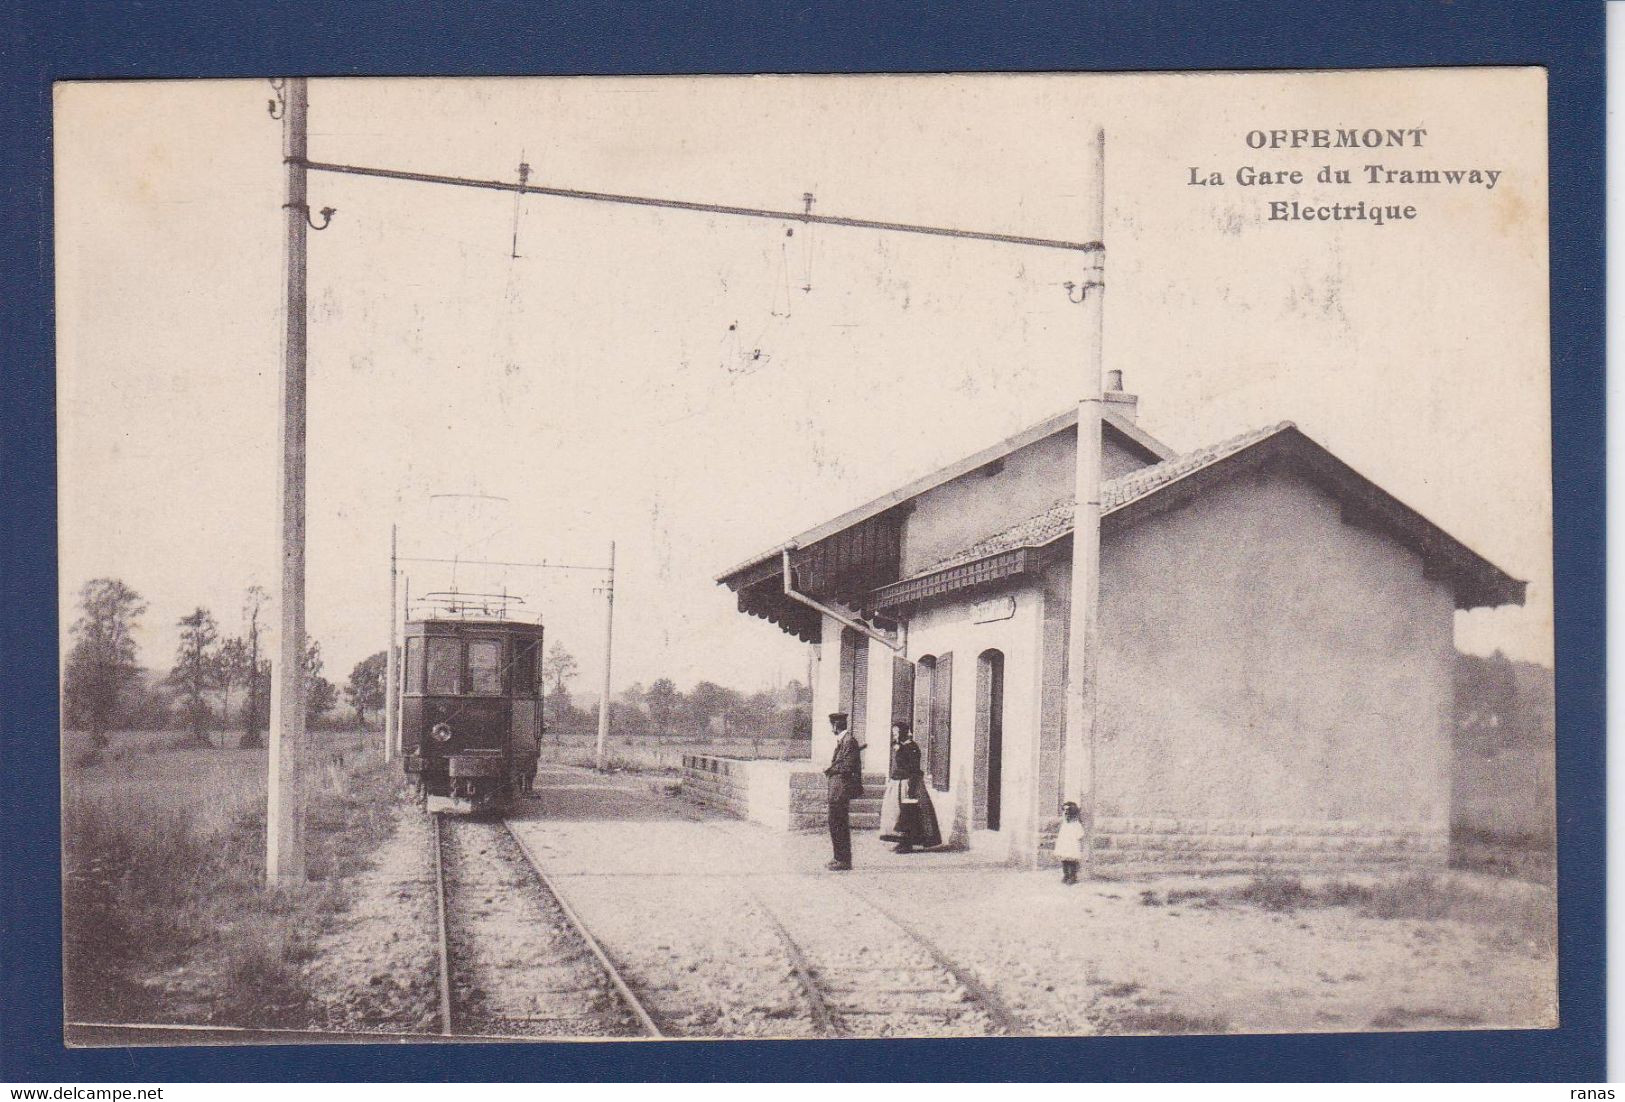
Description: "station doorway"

(975, 649), (1005, 831)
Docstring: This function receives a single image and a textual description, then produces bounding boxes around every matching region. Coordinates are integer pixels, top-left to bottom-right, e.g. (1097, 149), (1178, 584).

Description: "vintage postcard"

(55, 68), (1553, 1044)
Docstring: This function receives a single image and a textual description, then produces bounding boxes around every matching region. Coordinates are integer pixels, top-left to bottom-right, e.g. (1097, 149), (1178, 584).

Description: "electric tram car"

(401, 593), (544, 815)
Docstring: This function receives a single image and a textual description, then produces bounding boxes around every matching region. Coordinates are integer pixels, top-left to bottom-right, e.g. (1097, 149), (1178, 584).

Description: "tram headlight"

(431, 722), (453, 743)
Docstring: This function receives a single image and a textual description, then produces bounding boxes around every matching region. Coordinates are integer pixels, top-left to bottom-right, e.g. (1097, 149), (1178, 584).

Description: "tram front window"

(426, 637), (460, 695)
(468, 640), (502, 696)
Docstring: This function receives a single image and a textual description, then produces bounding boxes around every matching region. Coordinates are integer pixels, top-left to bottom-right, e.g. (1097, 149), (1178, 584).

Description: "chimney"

(1103, 369), (1139, 423)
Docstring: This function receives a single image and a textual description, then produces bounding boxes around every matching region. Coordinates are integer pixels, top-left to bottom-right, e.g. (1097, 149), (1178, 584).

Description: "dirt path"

(300, 796), (441, 1034)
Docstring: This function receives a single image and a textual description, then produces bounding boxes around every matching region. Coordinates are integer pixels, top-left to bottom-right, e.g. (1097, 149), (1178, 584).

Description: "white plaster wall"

(1096, 470), (1456, 831)
(902, 582), (1045, 861)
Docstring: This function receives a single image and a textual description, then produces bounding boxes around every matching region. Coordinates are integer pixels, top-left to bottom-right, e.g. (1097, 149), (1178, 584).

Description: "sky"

(55, 70), (1552, 698)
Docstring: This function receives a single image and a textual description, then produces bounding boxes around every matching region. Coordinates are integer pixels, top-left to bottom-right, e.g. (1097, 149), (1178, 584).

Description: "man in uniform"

(823, 712), (862, 870)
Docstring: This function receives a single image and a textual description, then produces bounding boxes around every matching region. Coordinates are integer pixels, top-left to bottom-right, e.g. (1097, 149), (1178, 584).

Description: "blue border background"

(1, 0), (1604, 1082)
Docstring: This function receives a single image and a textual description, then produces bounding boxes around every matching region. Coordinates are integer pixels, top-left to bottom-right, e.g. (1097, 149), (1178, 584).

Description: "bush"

(63, 736), (404, 1026)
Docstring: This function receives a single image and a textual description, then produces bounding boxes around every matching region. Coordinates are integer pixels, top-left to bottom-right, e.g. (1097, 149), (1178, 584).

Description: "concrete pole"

(400, 576), (412, 742)
(594, 541), (616, 772)
(385, 523), (398, 763)
(1061, 128), (1106, 852)
(267, 76), (310, 884)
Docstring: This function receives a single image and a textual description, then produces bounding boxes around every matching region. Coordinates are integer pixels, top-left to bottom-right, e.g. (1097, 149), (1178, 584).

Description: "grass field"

(61, 727), (401, 1027)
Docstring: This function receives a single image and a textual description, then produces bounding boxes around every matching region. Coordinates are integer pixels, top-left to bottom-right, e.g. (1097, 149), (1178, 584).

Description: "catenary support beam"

(300, 158), (1102, 255)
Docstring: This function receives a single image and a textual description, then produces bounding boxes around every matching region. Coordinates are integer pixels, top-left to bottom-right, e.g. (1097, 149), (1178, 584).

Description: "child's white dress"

(1055, 818), (1087, 860)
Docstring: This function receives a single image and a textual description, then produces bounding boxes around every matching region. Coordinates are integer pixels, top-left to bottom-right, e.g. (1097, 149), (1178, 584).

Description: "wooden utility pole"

(267, 76), (310, 884)
(1061, 128), (1107, 857)
(594, 541), (616, 772)
(385, 523), (399, 763)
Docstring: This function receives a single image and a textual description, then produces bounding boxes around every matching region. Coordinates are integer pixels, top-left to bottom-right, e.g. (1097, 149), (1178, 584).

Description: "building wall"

(1088, 468), (1456, 869)
(902, 581), (1047, 864)
(900, 428), (1151, 577)
(809, 612), (845, 765)
(809, 613), (898, 773)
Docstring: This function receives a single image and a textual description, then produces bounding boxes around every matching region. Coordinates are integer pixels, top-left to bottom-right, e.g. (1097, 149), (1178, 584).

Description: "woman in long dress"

(878, 720), (942, 852)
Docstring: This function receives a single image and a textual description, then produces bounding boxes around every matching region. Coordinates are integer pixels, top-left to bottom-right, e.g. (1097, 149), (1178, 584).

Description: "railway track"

(431, 813), (660, 1039)
(72, 783), (1024, 1047)
(675, 804), (1025, 1038)
(741, 872), (1027, 1038)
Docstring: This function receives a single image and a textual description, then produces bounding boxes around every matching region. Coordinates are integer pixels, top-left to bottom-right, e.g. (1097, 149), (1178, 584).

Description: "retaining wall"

(1032, 815), (1449, 873)
(682, 753), (885, 832)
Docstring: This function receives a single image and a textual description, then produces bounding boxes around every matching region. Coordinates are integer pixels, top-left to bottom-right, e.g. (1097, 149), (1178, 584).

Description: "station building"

(710, 375), (1526, 871)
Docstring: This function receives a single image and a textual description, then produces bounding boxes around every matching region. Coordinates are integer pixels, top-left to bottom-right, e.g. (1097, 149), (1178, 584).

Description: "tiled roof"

(918, 422), (1296, 575)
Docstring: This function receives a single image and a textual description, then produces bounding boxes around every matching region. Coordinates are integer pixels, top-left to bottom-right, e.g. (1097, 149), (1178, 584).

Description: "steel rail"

(431, 813), (455, 1037)
(671, 803), (995, 1038)
(298, 158), (1103, 255)
(736, 884), (841, 1037)
(838, 882), (1029, 1037)
(502, 819), (664, 1038)
(64, 1020), (561, 1046)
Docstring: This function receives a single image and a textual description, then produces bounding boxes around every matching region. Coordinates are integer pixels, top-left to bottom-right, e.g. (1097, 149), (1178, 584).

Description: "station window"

(404, 637), (424, 695)
(425, 637), (461, 695)
(468, 639), (503, 696)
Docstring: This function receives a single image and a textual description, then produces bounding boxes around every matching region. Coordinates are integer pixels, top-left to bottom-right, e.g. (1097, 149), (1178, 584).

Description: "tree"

(168, 607), (220, 746)
(613, 686), (651, 736)
(688, 680), (742, 735)
(63, 578), (147, 748)
(645, 678), (682, 732)
(304, 638), (337, 728)
(239, 586), (269, 748)
(346, 651), (388, 725)
(542, 642), (579, 725)
(738, 689), (780, 735)
(216, 636), (250, 733)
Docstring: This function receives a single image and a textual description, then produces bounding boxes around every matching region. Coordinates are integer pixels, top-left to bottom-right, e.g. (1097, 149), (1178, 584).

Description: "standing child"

(1055, 801), (1085, 884)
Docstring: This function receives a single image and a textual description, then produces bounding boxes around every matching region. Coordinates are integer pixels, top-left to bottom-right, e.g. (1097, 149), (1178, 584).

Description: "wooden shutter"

(838, 629), (855, 714)
(913, 658), (934, 762)
(891, 658), (916, 729)
(890, 658), (917, 775)
(837, 627), (869, 743)
(850, 633), (868, 745)
(929, 651), (953, 791)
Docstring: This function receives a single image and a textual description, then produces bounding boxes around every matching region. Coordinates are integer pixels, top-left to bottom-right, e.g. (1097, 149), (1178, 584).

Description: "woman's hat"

(1062, 800), (1080, 812)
